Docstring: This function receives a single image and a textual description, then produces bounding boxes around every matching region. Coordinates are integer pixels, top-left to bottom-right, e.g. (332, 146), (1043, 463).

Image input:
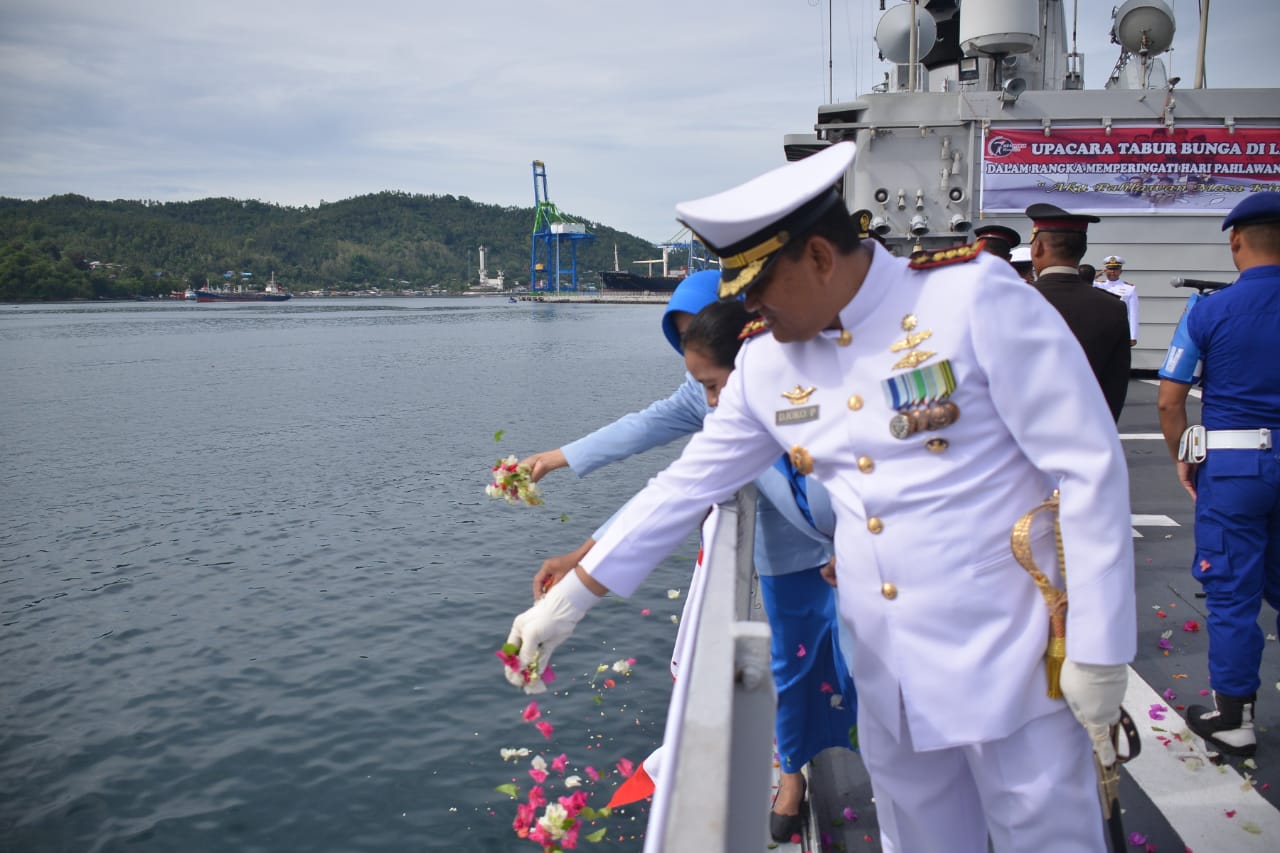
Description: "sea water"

(0, 298), (700, 852)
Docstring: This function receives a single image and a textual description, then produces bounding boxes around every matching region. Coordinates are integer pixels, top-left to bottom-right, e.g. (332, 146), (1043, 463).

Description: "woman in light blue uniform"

(680, 297), (857, 842)
(523, 272), (857, 840)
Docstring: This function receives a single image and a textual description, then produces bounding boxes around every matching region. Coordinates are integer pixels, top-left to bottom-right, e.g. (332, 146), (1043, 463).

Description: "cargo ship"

(601, 233), (717, 293)
(195, 272), (291, 303)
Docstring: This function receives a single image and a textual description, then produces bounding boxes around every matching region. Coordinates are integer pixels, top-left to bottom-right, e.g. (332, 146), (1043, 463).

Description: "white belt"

(1207, 428), (1272, 450)
(1179, 426), (1272, 462)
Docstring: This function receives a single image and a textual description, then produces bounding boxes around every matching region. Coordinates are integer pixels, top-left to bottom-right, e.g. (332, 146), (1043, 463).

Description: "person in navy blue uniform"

(1157, 191), (1280, 757)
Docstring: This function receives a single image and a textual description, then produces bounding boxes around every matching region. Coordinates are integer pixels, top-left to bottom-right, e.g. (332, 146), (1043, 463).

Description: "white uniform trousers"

(860, 700), (1105, 852)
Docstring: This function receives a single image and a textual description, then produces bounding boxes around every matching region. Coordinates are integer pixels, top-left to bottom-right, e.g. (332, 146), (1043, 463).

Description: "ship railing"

(644, 486), (777, 852)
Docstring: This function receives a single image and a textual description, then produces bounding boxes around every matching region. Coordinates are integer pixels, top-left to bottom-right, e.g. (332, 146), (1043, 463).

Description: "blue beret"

(1222, 192), (1280, 230)
(661, 269), (722, 355)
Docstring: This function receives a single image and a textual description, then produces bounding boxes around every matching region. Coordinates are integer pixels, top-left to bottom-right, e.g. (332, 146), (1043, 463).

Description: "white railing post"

(647, 487), (775, 853)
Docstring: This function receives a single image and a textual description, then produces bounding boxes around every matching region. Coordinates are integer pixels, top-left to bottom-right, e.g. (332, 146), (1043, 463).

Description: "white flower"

(666, 589), (681, 599)
(670, 615), (679, 624)
(530, 754), (548, 772)
(830, 694), (844, 710)
(565, 775), (582, 788)
(537, 803), (569, 840)
(611, 659), (632, 675)
(500, 747), (531, 761)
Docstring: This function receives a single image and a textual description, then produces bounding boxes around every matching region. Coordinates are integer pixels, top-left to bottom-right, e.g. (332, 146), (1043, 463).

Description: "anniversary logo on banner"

(982, 126), (1280, 214)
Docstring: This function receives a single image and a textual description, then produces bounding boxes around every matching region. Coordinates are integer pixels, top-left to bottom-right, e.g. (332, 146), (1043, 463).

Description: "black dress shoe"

(769, 808), (803, 843)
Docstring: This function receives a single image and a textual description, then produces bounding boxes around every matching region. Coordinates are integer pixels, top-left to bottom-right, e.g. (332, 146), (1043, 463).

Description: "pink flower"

(616, 757), (635, 779)
(559, 790), (588, 813)
(1182, 620), (1201, 633)
(542, 666), (557, 684)
(1149, 704), (1168, 721)
(584, 766), (599, 782)
(1162, 688), (1177, 701)
(1157, 637), (1172, 650)
(535, 720), (554, 740)
(514, 802), (536, 835)
(1199, 689), (1210, 696)
(562, 825), (580, 849)
(820, 682), (834, 694)
(522, 701), (541, 722)
(640, 608), (651, 616)
(842, 806), (857, 822)
(1130, 832), (1148, 845)
(1225, 809), (1237, 818)
(529, 767), (548, 784)
(551, 754), (568, 774)
(796, 643), (807, 658)
(528, 785), (546, 808)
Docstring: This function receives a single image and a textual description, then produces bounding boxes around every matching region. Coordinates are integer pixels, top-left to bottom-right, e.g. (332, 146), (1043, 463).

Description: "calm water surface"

(0, 298), (700, 852)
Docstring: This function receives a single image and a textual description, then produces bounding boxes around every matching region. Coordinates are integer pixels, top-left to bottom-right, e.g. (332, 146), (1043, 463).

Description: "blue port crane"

(529, 160), (594, 292)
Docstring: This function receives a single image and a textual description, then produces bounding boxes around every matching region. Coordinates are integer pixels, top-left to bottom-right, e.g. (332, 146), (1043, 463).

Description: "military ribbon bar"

(880, 359), (956, 410)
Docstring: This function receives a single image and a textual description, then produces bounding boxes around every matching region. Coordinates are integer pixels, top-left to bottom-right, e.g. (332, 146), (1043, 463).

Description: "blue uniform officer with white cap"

(503, 141), (1135, 851)
(1157, 191), (1280, 757)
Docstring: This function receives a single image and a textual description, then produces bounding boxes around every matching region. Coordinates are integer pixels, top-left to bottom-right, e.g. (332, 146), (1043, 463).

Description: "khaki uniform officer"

(1095, 255), (1140, 345)
(503, 142), (1136, 852)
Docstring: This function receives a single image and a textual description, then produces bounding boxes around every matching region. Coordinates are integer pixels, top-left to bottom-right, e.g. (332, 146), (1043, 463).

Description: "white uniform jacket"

(581, 242), (1136, 751)
(1094, 278), (1139, 341)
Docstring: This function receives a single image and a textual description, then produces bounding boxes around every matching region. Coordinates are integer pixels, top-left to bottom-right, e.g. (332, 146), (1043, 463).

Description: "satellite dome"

(959, 0), (1039, 57)
(1113, 0), (1176, 57)
(875, 3), (938, 65)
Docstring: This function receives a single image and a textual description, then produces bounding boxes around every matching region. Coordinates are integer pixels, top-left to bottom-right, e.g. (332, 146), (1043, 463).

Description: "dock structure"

(528, 160), (594, 293)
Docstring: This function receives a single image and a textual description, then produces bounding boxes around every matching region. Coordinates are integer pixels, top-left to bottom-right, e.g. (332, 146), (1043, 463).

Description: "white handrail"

(646, 486), (775, 852)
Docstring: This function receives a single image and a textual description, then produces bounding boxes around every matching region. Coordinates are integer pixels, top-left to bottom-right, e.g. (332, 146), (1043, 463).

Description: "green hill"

(0, 191), (667, 301)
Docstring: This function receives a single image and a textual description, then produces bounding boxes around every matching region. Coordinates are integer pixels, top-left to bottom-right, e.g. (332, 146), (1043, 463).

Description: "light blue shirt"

(568, 374), (833, 575)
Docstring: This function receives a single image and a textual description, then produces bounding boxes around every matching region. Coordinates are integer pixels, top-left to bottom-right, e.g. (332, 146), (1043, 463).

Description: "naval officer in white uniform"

(1095, 255), (1140, 346)
(501, 142), (1136, 852)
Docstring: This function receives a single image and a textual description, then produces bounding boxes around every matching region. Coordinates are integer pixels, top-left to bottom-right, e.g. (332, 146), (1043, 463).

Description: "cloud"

(0, 0), (1276, 241)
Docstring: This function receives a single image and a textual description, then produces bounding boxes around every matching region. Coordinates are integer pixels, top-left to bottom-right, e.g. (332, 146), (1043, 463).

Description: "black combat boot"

(1186, 691), (1257, 757)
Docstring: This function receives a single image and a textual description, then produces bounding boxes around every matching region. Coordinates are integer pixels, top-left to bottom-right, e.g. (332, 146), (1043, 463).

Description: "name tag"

(776, 405), (819, 426)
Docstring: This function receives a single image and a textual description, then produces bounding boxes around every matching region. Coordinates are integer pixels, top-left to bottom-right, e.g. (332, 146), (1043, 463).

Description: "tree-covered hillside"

(0, 192), (667, 301)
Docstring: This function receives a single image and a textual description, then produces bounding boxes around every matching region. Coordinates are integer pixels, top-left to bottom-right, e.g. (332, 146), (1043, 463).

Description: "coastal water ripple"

(0, 298), (697, 852)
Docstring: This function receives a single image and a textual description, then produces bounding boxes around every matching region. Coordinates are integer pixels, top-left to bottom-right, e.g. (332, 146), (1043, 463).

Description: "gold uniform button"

(837, 330), (852, 346)
(881, 582), (898, 600)
(867, 517), (884, 534)
(847, 395), (863, 411)
(857, 456), (875, 473)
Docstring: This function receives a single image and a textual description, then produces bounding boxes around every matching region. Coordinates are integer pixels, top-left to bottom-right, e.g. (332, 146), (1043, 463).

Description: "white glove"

(1059, 660), (1128, 766)
(503, 570), (600, 694)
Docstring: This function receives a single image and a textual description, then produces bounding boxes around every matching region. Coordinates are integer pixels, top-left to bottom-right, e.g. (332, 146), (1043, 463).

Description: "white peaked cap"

(675, 141), (857, 297)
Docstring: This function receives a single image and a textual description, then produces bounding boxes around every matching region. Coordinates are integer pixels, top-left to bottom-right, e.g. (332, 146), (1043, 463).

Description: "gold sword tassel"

(1010, 490), (1067, 698)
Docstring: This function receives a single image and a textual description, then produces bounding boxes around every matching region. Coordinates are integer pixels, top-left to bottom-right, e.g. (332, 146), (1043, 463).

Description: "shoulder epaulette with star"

(738, 317), (768, 340)
(908, 240), (984, 270)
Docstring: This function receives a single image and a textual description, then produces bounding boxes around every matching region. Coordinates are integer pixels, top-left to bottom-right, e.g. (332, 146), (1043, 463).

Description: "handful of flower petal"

(488, 455), (544, 506)
(497, 641), (555, 694)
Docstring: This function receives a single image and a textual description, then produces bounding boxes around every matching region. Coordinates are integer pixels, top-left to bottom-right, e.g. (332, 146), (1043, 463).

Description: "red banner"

(981, 126), (1280, 214)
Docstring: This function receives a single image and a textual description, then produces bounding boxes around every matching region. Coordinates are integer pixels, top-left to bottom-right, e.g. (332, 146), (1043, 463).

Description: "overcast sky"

(1, 0), (1276, 242)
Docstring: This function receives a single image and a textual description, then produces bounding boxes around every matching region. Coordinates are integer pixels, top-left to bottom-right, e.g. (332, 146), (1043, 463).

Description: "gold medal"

(926, 401), (960, 429)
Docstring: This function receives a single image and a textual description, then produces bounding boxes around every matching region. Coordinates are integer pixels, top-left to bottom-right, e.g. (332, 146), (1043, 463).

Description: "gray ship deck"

(771, 378), (1280, 852)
